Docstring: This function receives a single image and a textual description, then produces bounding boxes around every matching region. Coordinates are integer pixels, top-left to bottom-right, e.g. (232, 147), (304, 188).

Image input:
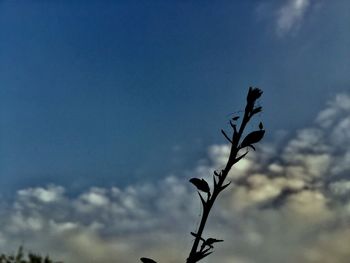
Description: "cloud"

(274, 0), (315, 36)
(1, 93), (350, 262)
(17, 185), (65, 203)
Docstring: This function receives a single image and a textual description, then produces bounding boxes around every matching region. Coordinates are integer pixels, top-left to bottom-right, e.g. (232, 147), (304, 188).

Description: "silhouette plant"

(141, 87), (265, 263)
(0, 246), (62, 263)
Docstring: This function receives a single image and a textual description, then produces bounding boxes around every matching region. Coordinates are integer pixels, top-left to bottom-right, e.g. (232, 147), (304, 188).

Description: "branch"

(186, 87), (264, 263)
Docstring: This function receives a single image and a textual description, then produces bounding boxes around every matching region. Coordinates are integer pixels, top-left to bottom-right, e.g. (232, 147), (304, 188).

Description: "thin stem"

(139, 88), (263, 263)
(186, 102), (253, 263)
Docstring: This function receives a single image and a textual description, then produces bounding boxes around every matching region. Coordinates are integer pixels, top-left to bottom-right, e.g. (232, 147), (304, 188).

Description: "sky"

(0, 0), (350, 262)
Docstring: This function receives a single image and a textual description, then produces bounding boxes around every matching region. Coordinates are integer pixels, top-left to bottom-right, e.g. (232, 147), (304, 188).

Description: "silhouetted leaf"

(221, 129), (232, 143)
(189, 178), (210, 193)
(140, 257), (157, 263)
(205, 238), (224, 246)
(214, 170), (221, 177)
(233, 151), (248, 164)
(251, 106), (262, 115)
(247, 87), (263, 104)
(220, 181), (231, 191)
(259, 122), (263, 130)
(240, 130), (265, 148)
(192, 250), (213, 261)
(202, 251), (213, 258)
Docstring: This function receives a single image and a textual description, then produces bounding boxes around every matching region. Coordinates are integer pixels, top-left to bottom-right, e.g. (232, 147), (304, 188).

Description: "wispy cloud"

(276, 0), (312, 36)
(1, 93), (350, 262)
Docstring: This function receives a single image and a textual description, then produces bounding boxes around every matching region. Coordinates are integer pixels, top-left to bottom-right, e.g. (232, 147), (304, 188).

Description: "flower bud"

(247, 87), (263, 104)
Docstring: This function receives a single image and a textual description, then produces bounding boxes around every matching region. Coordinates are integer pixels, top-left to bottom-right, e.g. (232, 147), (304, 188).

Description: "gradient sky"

(0, 1), (350, 262)
(1, 0), (349, 194)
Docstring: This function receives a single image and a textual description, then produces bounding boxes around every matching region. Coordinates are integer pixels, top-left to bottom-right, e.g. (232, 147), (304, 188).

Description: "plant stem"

(186, 102), (252, 263)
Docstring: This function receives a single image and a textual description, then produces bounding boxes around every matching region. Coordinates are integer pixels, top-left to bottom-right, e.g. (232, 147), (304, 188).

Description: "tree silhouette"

(141, 87), (265, 263)
(0, 246), (62, 263)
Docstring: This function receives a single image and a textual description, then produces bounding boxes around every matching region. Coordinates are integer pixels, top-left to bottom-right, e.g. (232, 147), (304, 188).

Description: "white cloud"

(17, 185), (64, 203)
(2, 93), (350, 262)
(275, 0), (313, 36)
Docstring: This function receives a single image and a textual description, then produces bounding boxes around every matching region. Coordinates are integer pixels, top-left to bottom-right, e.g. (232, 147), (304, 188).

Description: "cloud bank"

(1, 93), (350, 263)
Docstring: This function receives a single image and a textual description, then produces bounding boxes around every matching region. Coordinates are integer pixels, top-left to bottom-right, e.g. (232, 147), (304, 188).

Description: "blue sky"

(0, 1), (350, 262)
(1, 1), (349, 193)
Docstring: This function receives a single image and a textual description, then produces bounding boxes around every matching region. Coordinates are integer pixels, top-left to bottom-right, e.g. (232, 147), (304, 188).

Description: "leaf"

(214, 170), (221, 177)
(189, 178), (210, 193)
(140, 257), (157, 263)
(259, 122), (263, 130)
(206, 238), (224, 246)
(251, 106), (262, 115)
(194, 250), (213, 261)
(202, 237), (224, 249)
(221, 129), (233, 143)
(233, 151), (248, 164)
(232, 116), (240, 121)
(240, 130), (265, 148)
(247, 87), (263, 104)
(220, 181), (231, 191)
(192, 251), (213, 262)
